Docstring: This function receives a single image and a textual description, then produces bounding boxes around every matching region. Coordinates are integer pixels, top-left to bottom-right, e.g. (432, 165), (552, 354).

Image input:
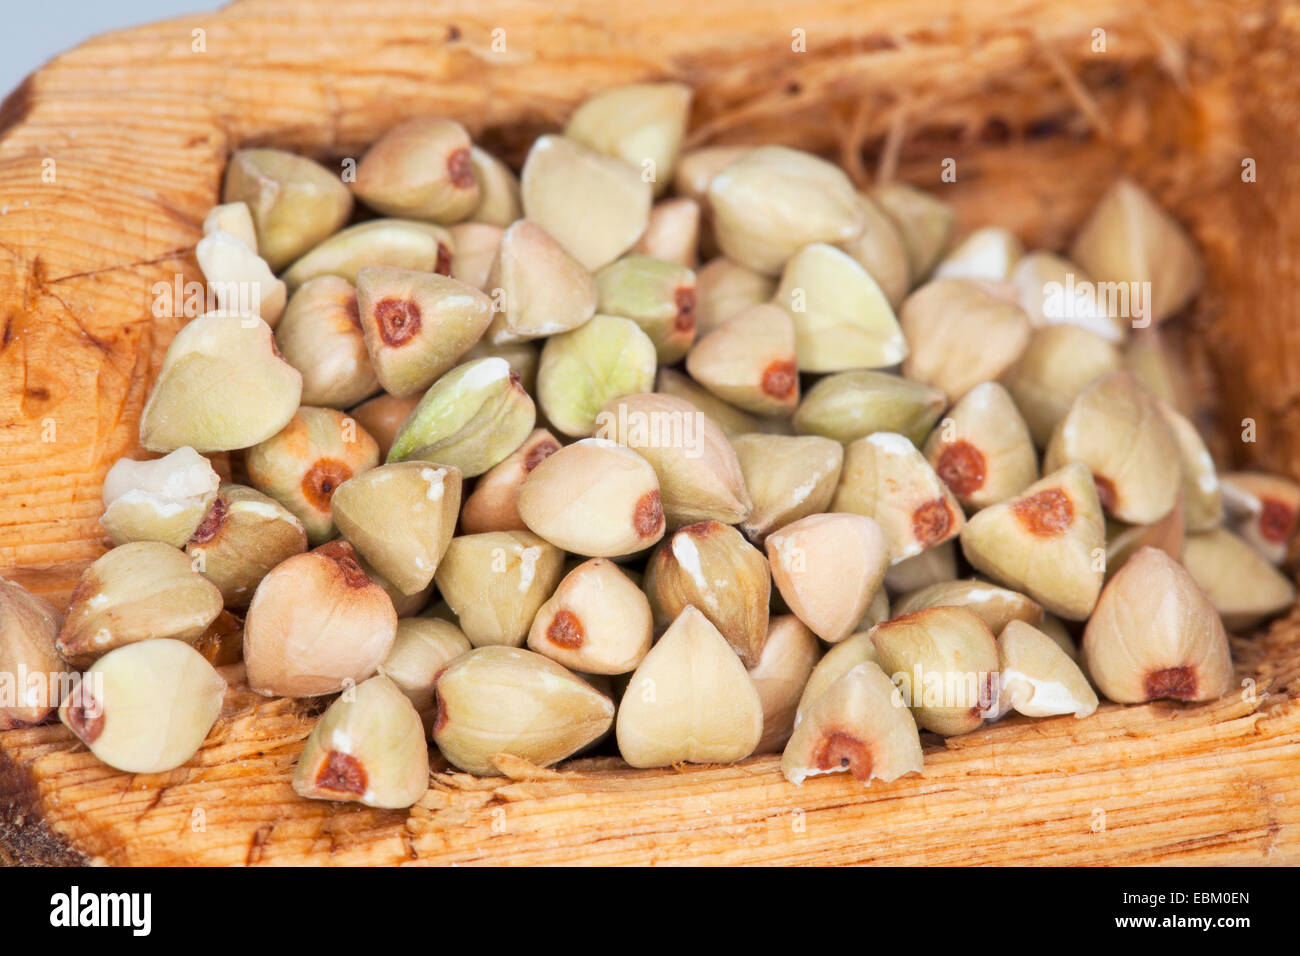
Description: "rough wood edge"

(1, 0), (1298, 865)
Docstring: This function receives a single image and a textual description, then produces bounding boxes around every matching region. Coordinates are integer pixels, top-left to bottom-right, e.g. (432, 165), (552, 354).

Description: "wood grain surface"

(1, 0), (1297, 864)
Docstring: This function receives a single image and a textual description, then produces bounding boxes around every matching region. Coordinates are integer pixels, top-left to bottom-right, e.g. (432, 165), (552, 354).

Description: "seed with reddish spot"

(435, 243), (452, 276)
(1144, 665), (1197, 701)
(673, 288), (696, 334)
(814, 732), (873, 781)
(301, 459), (353, 511)
(316, 540), (371, 589)
(374, 297), (422, 347)
(1259, 498), (1295, 544)
(524, 438), (561, 472)
(911, 498), (952, 547)
(936, 441), (986, 498)
(761, 359), (797, 399)
(447, 147), (475, 188)
(634, 491), (664, 537)
(315, 751), (368, 795)
(547, 609), (585, 649)
(1013, 488), (1074, 537)
(189, 497), (228, 545)
(63, 684), (105, 745)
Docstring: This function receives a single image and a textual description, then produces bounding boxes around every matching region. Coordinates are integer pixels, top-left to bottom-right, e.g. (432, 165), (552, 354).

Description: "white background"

(0, 0), (218, 98)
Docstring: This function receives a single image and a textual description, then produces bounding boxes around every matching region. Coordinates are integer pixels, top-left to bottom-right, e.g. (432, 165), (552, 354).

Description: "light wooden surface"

(1, 0), (1298, 864)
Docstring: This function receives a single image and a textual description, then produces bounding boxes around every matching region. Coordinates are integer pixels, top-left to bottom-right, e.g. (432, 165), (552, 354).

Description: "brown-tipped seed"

(243, 540), (397, 697)
(447, 221), (504, 291)
(708, 146), (865, 275)
(1069, 178), (1203, 327)
(348, 392), (420, 461)
(1009, 251), (1126, 342)
(1181, 528), (1296, 630)
(521, 134), (652, 271)
(655, 367), (772, 439)
(527, 558), (654, 675)
(996, 620), (1098, 719)
(1081, 546), (1232, 703)
(837, 194), (912, 308)
(293, 674), (430, 808)
(1156, 403), (1222, 533)
(281, 219), (454, 291)
(1220, 471), (1300, 565)
(900, 279), (1031, 402)
(518, 439), (665, 557)
(461, 429), (561, 535)
(932, 226), (1024, 282)
(139, 313), (302, 453)
(378, 617), (472, 731)
(767, 513), (889, 645)
(1043, 371), (1180, 524)
(467, 146), (522, 226)
(895, 580), (1043, 635)
(870, 182), (956, 282)
(433, 646), (615, 775)
(686, 304), (799, 416)
(923, 382), (1038, 511)
(538, 315), (658, 437)
(185, 483), (308, 608)
(355, 266), (494, 397)
(781, 661), (923, 786)
(749, 615), (821, 753)
(352, 116), (480, 223)
(884, 541), (958, 594)
(195, 228), (287, 326)
(57, 541), (223, 668)
(100, 447), (220, 548)
(485, 220), (598, 343)
(1001, 324), (1123, 448)
(275, 276), (380, 408)
(595, 254), (697, 363)
(0, 579), (66, 728)
(733, 434), (843, 544)
(775, 243), (908, 372)
(633, 197), (700, 266)
(222, 148), (353, 271)
(596, 393), (752, 527)
(331, 462), (463, 595)
(386, 357), (536, 476)
(645, 521), (771, 666)
(959, 463), (1106, 620)
(794, 630), (877, 726)
(246, 406), (380, 545)
(870, 606), (1000, 736)
(831, 432), (965, 563)
(616, 606), (764, 768)
(59, 639), (225, 774)
(565, 82), (693, 196)
(794, 370), (946, 446)
(693, 257), (777, 336)
(433, 531), (564, 647)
